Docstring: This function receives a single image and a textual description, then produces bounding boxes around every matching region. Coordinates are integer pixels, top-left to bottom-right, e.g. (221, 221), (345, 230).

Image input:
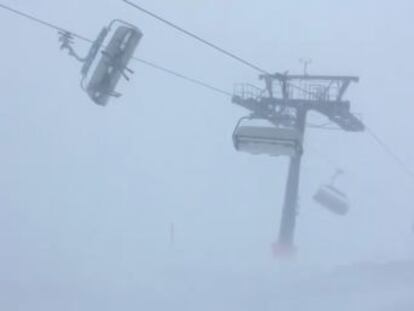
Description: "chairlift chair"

(232, 117), (302, 157)
(313, 170), (350, 215)
(59, 20), (143, 106)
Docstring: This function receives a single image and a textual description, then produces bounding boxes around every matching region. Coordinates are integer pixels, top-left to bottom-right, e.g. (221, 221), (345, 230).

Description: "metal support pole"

(277, 109), (307, 248)
(278, 152), (302, 247)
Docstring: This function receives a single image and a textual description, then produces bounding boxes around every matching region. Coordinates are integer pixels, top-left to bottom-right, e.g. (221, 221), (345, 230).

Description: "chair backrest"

(313, 185), (349, 215)
(233, 125), (301, 157)
(86, 25), (143, 106)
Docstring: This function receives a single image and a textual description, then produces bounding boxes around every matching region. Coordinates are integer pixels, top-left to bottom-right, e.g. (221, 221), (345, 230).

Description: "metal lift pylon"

(278, 108), (306, 249)
(232, 72), (365, 254)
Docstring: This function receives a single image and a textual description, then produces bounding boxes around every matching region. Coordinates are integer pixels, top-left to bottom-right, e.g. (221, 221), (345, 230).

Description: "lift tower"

(232, 73), (365, 251)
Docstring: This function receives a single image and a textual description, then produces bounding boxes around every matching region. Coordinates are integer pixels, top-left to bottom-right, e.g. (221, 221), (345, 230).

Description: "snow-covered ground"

(2, 251), (413, 311)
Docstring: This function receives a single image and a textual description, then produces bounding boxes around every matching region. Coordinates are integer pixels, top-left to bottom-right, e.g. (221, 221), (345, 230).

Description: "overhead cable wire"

(133, 58), (232, 97)
(366, 127), (414, 181)
(0, 3), (93, 43)
(0, 2), (232, 97)
(122, 0), (270, 75)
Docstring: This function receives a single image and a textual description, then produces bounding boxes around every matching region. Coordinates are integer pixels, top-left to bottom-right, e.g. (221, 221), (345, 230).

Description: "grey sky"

(1, 1), (414, 310)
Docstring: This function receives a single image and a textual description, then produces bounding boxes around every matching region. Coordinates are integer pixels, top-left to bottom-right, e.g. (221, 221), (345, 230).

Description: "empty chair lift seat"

(313, 185), (349, 215)
(233, 125), (302, 157)
(86, 25), (143, 106)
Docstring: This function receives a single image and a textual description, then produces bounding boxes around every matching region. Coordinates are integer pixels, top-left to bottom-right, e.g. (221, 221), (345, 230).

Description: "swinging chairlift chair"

(59, 19), (143, 106)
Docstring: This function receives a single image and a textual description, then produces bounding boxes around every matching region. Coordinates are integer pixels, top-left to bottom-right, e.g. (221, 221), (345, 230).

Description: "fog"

(1, 0), (414, 310)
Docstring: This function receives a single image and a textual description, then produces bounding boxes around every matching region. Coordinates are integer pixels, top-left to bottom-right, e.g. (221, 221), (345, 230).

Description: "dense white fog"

(1, 1), (413, 310)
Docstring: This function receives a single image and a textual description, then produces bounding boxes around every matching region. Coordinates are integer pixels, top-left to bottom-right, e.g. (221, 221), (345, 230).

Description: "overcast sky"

(1, 1), (414, 310)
